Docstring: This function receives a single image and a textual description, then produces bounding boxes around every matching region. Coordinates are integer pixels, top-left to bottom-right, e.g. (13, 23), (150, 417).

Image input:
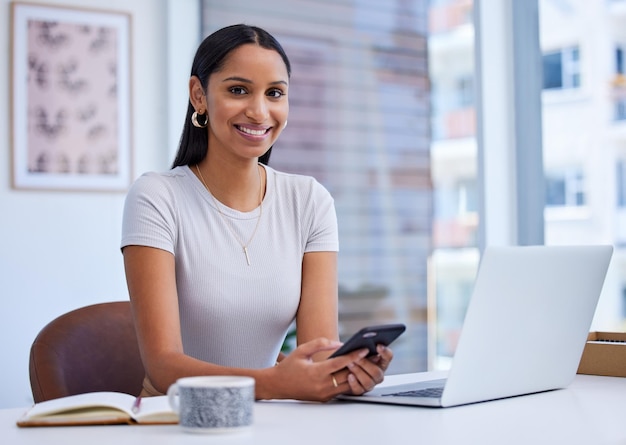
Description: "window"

(616, 102), (626, 121)
(456, 75), (474, 107)
(614, 46), (626, 121)
(542, 46), (580, 90)
(457, 178), (478, 214)
(434, 178), (476, 218)
(545, 169), (585, 207)
(617, 160), (626, 207)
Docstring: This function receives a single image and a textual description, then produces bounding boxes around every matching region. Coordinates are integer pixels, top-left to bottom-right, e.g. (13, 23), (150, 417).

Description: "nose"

(245, 94), (269, 122)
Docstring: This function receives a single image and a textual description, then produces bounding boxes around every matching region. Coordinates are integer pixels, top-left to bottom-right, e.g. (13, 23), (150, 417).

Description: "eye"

(229, 86), (247, 95)
(267, 89), (285, 99)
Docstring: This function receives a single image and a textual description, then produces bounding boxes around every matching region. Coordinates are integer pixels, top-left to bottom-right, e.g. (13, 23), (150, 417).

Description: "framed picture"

(10, 2), (132, 192)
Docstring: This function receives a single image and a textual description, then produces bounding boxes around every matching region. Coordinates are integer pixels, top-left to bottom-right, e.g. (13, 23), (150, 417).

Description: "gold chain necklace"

(195, 164), (263, 266)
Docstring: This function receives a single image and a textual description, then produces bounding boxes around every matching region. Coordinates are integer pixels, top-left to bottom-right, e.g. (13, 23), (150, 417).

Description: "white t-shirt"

(121, 164), (338, 369)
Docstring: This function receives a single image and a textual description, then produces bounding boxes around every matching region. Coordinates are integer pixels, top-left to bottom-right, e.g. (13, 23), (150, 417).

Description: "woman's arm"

(123, 245), (261, 392)
(123, 245), (364, 401)
(296, 251), (339, 352)
(295, 251), (394, 395)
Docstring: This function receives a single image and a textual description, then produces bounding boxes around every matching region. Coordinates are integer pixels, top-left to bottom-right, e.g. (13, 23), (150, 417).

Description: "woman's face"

(204, 44), (289, 162)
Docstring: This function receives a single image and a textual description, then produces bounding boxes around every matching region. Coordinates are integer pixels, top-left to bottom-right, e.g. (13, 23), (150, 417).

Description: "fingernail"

(377, 344), (386, 352)
(348, 374), (356, 383)
(359, 349), (369, 358)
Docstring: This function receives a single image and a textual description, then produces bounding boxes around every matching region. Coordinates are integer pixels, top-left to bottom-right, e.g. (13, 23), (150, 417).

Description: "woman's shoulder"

(265, 166), (334, 213)
(129, 166), (191, 192)
(132, 165), (189, 184)
(126, 166), (194, 205)
(266, 165), (328, 193)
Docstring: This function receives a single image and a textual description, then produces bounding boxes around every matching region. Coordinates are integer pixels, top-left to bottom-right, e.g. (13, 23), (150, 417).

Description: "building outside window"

(541, 0), (626, 330)
(542, 46), (581, 90)
(545, 169), (586, 207)
(434, 0), (626, 364)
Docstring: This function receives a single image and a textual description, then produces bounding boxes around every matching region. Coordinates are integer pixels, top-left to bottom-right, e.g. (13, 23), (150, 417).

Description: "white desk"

(3, 372), (625, 445)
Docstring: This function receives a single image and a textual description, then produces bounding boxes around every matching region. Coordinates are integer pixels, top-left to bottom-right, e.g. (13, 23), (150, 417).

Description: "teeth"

(238, 126), (267, 136)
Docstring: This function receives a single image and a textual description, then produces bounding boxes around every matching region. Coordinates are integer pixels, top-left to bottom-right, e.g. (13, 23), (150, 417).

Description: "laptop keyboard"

(383, 386), (444, 398)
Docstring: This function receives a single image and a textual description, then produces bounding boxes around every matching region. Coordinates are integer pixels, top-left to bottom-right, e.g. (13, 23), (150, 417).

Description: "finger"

(325, 348), (369, 374)
(334, 345), (394, 394)
(327, 367), (353, 393)
(375, 345), (394, 372)
(365, 345), (392, 369)
(347, 360), (379, 390)
(292, 338), (343, 360)
(332, 367), (351, 383)
(347, 373), (367, 395)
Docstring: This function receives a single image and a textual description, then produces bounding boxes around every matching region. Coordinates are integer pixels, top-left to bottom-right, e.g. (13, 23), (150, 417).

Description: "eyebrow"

(222, 76), (288, 87)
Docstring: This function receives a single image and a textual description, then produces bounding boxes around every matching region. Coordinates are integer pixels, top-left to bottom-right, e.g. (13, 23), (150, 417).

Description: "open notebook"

(339, 245), (613, 407)
(17, 392), (178, 427)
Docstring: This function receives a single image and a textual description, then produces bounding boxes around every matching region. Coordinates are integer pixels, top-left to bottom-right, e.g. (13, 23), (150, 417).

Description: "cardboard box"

(577, 331), (626, 377)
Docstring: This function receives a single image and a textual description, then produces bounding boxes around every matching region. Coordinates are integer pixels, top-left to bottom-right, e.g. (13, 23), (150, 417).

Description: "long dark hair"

(171, 24), (291, 168)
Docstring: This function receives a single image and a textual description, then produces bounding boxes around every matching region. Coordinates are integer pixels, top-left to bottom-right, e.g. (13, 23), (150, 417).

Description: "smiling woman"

(194, 44), (289, 169)
(120, 24), (396, 403)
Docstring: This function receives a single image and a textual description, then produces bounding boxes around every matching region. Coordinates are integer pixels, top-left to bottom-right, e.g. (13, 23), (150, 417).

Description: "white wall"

(0, 0), (199, 408)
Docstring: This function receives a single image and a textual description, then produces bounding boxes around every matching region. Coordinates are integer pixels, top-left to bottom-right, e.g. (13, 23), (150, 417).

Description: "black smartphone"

(328, 323), (406, 358)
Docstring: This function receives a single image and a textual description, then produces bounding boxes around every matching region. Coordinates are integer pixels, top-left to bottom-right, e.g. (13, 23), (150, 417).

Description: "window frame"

(474, 0), (545, 249)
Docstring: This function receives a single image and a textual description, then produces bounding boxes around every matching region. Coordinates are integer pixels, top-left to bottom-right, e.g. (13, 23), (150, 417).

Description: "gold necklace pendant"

(195, 164), (263, 266)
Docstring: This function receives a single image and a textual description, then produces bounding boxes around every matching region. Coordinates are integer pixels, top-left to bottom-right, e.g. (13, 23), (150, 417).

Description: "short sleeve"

(305, 181), (339, 253)
(120, 173), (178, 254)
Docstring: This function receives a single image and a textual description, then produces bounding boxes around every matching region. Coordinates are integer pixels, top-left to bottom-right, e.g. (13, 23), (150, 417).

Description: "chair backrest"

(29, 301), (145, 402)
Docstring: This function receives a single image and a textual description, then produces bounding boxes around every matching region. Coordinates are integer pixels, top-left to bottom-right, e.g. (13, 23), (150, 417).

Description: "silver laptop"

(339, 245), (613, 407)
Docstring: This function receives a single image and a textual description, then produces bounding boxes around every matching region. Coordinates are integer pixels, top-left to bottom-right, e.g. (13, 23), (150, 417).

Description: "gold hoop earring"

(191, 111), (208, 128)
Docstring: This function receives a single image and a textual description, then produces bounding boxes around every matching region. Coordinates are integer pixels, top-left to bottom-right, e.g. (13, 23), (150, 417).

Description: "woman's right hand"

(265, 338), (369, 402)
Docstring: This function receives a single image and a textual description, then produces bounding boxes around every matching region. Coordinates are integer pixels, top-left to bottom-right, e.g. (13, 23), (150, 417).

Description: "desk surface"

(3, 372), (626, 445)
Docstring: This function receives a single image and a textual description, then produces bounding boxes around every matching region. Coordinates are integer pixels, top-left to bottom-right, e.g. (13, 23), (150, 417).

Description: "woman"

(121, 24), (394, 402)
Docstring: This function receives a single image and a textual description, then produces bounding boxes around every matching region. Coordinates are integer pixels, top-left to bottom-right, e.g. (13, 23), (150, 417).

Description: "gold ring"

(332, 375), (338, 388)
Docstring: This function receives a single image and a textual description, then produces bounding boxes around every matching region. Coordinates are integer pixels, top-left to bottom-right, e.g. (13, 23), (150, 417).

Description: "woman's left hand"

(333, 344), (394, 395)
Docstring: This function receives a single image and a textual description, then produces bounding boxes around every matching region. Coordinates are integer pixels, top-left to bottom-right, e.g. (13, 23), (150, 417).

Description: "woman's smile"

(235, 123), (272, 140)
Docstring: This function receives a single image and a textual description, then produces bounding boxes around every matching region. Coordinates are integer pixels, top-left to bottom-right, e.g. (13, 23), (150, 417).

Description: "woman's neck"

(194, 159), (265, 212)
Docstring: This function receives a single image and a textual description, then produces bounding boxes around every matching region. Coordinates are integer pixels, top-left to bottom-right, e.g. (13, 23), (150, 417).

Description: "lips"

(235, 124), (271, 136)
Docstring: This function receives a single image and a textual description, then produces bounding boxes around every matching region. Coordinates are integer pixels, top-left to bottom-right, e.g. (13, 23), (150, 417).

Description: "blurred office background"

(1, 0), (625, 407)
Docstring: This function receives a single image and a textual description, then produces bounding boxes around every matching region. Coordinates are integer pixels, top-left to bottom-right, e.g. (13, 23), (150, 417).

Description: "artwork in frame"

(10, 2), (132, 192)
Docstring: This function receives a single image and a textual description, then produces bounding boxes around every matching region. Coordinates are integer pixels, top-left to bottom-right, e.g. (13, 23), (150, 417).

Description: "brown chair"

(29, 301), (145, 403)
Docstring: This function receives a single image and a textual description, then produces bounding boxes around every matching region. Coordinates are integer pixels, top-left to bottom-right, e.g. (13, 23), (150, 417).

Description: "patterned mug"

(167, 376), (255, 433)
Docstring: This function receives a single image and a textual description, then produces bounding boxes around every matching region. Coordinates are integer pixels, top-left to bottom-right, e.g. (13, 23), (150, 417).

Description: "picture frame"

(10, 2), (132, 192)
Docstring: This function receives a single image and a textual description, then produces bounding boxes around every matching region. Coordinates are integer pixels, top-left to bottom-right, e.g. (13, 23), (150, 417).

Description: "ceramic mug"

(167, 376), (255, 433)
